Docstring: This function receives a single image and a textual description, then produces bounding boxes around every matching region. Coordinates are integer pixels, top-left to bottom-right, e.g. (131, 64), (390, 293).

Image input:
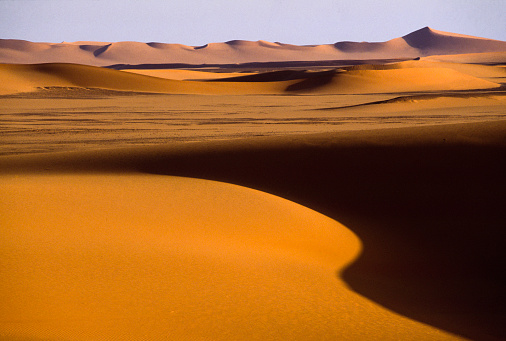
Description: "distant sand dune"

(344, 59), (506, 80)
(401, 27), (506, 55)
(286, 68), (500, 93)
(1, 27), (505, 66)
(0, 63), (500, 96)
(1, 25), (506, 341)
(124, 69), (256, 80)
(0, 63), (292, 95)
(423, 51), (506, 65)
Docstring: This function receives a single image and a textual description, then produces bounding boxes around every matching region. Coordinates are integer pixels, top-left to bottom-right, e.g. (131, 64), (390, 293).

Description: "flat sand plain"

(1, 54), (506, 341)
(1, 87), (505, 155)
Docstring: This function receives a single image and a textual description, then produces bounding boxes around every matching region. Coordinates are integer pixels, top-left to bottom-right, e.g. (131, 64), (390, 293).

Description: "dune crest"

(1, 24), (506, 341)
(1, 173), (467, 340)
(1, 121), (505, 339)
(0, 62), (500, 96)
(1, 27), (505, 66)
(0, 63), (296, 95)
(402, 27), (506, 55)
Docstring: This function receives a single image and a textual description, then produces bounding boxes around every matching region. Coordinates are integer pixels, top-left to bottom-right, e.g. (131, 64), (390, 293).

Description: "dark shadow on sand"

(1, 122), (505, 340)
(130, 126), (506, 340)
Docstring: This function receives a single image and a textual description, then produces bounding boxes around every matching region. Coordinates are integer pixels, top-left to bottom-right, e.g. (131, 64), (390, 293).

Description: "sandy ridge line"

(1, 121), (505, 340)
(1, 62), (502, 95)
(314, 89), (506, 110)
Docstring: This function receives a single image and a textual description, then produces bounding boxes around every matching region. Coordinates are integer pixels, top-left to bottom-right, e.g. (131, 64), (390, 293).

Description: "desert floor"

(1, 88), (505, 156)
(1, 61), (505, 340)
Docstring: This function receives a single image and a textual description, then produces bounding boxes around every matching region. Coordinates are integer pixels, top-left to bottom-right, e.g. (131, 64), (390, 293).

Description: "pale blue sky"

(0, 0), (505, 45)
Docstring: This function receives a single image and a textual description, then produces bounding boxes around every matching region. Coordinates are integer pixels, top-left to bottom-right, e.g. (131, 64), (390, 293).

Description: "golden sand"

(1, 172), (466, 341)
(0, 62), (501, 96)
(1, 31), (505, 339)
(2, 120), (505, 340)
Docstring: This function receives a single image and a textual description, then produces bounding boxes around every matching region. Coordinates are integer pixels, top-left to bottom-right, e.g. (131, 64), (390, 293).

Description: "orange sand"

(124, 69), (256, 80)
(1, 167), (464, 341)
(1, 121), (505, 340)
(1, 28), (505, 340)
(0, 62), (501, 96)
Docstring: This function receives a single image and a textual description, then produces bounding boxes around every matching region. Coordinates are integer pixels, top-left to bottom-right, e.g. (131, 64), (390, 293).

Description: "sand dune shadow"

(1, 121), (505, 340)
(128, 122), (506, 341)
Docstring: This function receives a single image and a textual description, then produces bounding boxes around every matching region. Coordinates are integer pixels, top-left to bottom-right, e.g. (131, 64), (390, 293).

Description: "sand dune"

(1, 27), (505, 66)
(209, 66), (501, 93)
(0, 63), (293, 95)
(423, 51), (506, 65)
(343, 59), (506, 82)
(1, 121), (505, 340)
(0, 174), (463, 341)
(401, 27), (506, 55)
(124, 69), (256, 80)
(334, 27), (506, 57)
(0, 62), (500, 96)
(1, 174), (369, 340)
(1, 25), (506, 341)
(283, 68), (500, 93)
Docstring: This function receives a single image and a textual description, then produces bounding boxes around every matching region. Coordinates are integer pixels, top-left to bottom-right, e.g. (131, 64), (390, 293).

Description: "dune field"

(1, 27), (506, 340)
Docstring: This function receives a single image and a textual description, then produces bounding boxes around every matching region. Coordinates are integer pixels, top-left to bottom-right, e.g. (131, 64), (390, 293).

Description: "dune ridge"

(401, 27), (506, 55)
(342, 59), (506, 81)
(1, 25), (506, 341)
(0, 63), (295, 95)
(1, 172), (468, 341)
(423, 51), (506, 65)
(0, 62), (500, 95)
(1, 121), (505, 340)
(1, 27), (505, 66)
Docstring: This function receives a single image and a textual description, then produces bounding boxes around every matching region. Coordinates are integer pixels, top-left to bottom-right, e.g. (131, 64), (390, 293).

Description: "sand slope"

(1, 27), (505, 66)
(0, 62), (500, 96)
(423, 51), (506, 65)
(344, 59), (506, 81)
(1, 121), (505, 340)
(0, 63), (293, 95)
(1, 174), (374, 340)
(286, 68), (500, 93)
(123, 69), (256, 80)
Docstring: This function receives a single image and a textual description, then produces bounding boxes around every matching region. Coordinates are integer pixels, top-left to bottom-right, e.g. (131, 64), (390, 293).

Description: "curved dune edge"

(0, 174), (465, 340)
(0, 63), (292, 95)
(2, 27), (506, 66)
(0, 62), (500, 96)
(286, 67), (500, 94)
(1, 121), (504, 339)
(422, 51), (506, 64)
(342, 60), (506, 82)
(123, 68), (257, 80)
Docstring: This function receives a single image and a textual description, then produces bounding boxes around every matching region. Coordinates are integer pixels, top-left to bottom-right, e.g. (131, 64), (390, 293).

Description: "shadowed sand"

(0, 63), (294, 95)
(0, 61), (501, 96)
(1, 174), (369, 340)
(1, 26), (506, 340)
(1, 121), (505, 340)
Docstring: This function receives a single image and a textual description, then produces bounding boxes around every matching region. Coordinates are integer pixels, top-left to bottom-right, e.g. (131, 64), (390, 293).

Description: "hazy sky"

(1, 0), (505, 45)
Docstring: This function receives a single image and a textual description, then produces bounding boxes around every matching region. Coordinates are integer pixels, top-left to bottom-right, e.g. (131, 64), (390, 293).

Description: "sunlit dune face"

(0, 174), (359, 340)
(0, 25), (504, 341)
(0, 173), (467, 340)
